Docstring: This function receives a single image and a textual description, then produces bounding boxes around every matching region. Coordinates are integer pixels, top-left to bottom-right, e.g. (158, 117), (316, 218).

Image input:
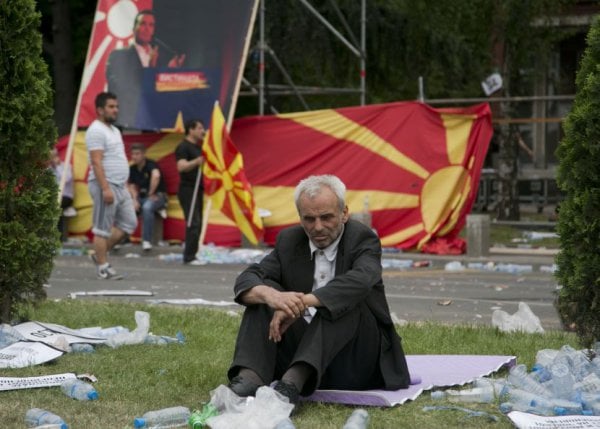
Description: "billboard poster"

(77, 0), (258, 130)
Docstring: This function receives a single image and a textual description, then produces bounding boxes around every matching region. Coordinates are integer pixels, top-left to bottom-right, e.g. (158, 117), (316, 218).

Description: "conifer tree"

(555, 16), (600, 346)
(0, 0), (59, 322)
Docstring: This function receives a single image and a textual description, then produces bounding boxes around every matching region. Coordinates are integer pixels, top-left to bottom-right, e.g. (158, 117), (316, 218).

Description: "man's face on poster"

(134, 13), (155, 46)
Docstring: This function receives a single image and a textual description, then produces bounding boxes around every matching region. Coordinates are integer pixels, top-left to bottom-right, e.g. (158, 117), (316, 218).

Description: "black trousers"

(177, 185), (203, 263)
(228, 302), (383, 396)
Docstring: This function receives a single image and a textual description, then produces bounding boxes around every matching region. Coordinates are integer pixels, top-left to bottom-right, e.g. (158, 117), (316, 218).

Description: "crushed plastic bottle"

(70, 343), (95, 353)
(133, 406), (191, 428)
(158, 253), (184, 263)
(508, 364), (552, 398)
(444, 261), (465, 271)
(550, 362), (574, 399)
(61, 379), (98, 401)
(189, 403), (219, 429)
(342, 409), (369, 429)
(25, 408), (68, 429)
(0, 323), (25, 348)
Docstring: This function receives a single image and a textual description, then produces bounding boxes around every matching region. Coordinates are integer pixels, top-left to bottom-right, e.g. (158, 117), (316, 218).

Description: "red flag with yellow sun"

(202, 103), (264, 245)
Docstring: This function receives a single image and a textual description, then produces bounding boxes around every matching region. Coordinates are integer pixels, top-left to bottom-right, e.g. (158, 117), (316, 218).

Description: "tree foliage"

(555, 16), (600, 347)
(0, 0), (59, 322)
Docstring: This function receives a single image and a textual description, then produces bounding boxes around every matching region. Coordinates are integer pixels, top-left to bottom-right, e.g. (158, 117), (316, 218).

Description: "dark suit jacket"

(234, 219), (410, 390)
(106, 46), (143, 129)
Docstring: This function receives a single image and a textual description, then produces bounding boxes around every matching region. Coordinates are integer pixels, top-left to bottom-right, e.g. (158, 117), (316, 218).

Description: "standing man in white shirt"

(86, 92), (137, 279)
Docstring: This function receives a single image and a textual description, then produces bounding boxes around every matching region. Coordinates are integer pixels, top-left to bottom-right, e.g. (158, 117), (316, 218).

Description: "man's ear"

(342, 205), (350, 223)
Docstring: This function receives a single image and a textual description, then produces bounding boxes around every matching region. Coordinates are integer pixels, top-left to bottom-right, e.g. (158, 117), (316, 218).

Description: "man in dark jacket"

(227, 174), (410, 408)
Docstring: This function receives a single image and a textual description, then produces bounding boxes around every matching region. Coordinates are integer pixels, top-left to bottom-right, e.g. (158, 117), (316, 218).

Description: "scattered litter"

(540, 264), (558, 274)
(68, 290), (153, 299)
(492, 302), (544, 333)
(124, 253), (140, 258)
(226, 310), (240, 317)
(390, 312), (408, 326)
(495, 264), (533, 274)
(59, 247), (85, 256)
(134, 406), (191, 428)
(205, 385), (294, 429)
(381, 259), (414, 269)
(423, 405), (499, 422)
(146, 298), (237, 307)
(413, 260), (431, 268)
(444, 261), (465, 271)
(107, 311), (150, 348)
(25, 408), (68, 429)
(437, 300), (453, 306)
(158, 253), (183, 262)
(523, 231), (559, 241)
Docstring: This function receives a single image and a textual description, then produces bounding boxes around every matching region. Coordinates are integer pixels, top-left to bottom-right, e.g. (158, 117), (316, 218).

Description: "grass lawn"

(1, 300), (577, 428)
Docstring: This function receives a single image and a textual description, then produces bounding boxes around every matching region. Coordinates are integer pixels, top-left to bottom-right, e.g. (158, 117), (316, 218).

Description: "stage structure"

(240, 0), (367, 115)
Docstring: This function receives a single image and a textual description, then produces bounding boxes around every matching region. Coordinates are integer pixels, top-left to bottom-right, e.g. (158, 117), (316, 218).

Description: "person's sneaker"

(273, 380), (300, 405)
(227, 375), (260, 397)
(142, 240), (153, 251)
(97, 264), (123, 280)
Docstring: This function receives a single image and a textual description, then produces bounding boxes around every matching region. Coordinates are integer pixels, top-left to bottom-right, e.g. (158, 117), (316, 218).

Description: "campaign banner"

(13, 322), (107, 346)
(77, 0), (258, 130)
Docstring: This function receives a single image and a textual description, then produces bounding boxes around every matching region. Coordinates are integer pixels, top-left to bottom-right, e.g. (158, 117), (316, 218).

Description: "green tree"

(555, 16), (600, 347)
(0, 0), (59, 322)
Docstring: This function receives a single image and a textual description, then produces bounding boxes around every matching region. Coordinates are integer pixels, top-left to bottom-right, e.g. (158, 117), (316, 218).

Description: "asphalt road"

(47, 245), (563, 330)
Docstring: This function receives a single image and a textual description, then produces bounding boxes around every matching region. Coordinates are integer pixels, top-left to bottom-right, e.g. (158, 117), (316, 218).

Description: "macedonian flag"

(202, 103), (264, 245)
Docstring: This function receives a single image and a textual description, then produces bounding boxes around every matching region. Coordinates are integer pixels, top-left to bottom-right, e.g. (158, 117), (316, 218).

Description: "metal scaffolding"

(241, 0), (367, 115)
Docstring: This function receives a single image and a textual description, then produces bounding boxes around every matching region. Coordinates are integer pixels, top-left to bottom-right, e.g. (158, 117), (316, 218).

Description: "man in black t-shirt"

(128, 143), (167, 251)
(175, 119), (205, 264)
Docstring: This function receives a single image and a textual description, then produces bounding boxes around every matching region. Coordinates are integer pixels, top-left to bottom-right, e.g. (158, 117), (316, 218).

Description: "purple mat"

(303, 354), (516, 407)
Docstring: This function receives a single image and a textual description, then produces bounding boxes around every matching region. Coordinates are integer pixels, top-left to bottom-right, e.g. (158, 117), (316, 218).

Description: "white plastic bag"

(492, 302), (544, 333)
(107, 311), (150, 348)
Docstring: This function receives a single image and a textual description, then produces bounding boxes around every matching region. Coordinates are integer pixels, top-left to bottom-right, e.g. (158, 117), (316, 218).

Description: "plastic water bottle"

(531, 364), (552, 383)
(536, 349), (559, 368)
(550, 362), (574, 399)
(500, 386), (553, 415)
(61, 379), (99, 401)
(574, 372), (600, 393)
(274, 417), (296, 429)
(70, 343), (95, 353)
(134, 406), (191, 428)
(0, 323), (24, 348)
(25, 408), (68, 429)
(188, 404), (219, 428)
(431, 386), (494, 403)
(507, 364), (552, 398)
(473, 377), (506, 394)
(342, 409), (369, 429)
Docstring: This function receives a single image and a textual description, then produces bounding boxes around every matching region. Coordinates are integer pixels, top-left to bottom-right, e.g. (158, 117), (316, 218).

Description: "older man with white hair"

(225, 174), (410, 408)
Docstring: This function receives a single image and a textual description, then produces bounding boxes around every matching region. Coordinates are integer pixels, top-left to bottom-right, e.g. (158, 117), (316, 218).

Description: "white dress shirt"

(304, 226), (344, 323)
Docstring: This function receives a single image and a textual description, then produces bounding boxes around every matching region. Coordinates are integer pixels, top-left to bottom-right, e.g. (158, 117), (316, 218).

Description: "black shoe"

(227, 375), (260, 397)
(273, 380), (300, 405)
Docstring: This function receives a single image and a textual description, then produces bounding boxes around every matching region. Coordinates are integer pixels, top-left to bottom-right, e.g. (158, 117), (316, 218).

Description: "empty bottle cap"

(134, 417), (146, 428)
(87, 390), (99, 400)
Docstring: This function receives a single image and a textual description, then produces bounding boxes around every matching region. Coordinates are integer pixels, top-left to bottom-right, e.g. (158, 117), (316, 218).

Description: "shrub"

(555, 16), (600, 347)
(0, 0), (59, 322)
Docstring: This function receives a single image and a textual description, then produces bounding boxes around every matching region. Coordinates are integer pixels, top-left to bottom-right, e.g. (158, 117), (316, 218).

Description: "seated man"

(226, 175), (410, 408)
(128, 143), (167, 251)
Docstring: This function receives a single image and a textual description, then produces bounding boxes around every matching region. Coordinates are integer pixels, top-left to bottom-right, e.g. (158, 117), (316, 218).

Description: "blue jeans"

(139, 193), (167, 243)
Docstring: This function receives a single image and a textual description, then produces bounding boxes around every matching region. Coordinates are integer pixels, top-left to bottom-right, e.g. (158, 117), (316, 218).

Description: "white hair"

(294, 175), (346, 211)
